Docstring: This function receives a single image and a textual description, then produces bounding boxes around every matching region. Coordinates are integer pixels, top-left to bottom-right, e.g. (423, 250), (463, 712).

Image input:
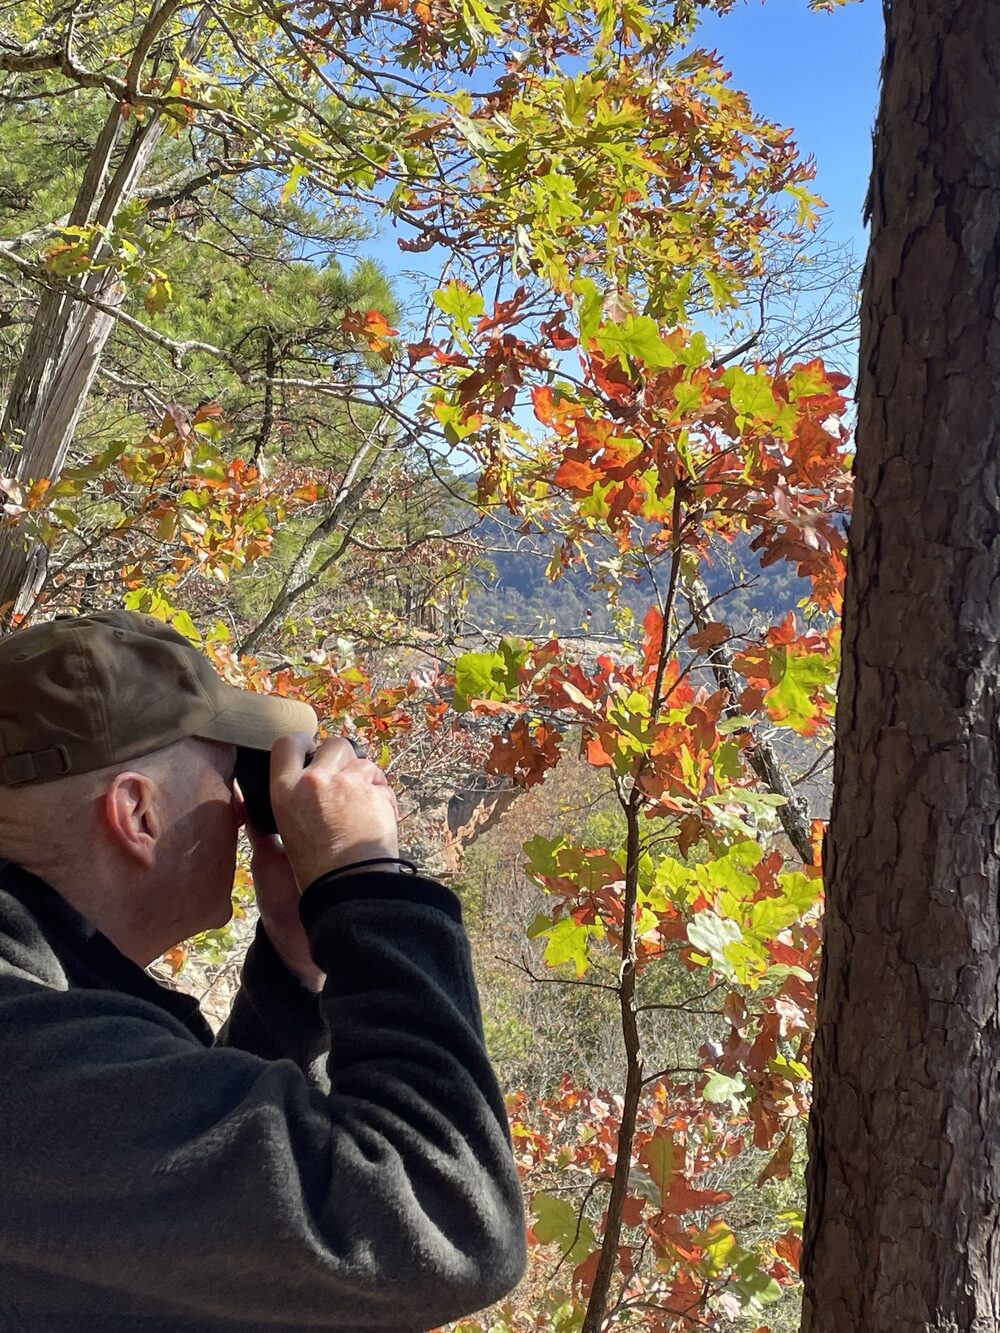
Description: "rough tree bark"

(802, 4), (1000, 1329)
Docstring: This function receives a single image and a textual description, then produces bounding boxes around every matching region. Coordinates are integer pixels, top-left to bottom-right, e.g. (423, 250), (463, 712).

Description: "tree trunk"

(0, 107), (171, 623)
(0, 4), (208, 625)
(802, 4), (1000, 1329)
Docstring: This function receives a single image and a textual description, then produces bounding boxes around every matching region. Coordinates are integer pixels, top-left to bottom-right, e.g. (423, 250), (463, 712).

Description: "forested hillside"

(1, 1), (855, 1328)
(466, 518), (811, 639)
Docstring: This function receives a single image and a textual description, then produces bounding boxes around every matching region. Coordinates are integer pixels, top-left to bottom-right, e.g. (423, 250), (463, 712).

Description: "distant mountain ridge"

(463, 515), (809, 641)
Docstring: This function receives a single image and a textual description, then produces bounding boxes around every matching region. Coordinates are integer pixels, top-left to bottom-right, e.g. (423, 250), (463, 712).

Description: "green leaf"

(433, 281), (485, 337)
(280, 163), (308, 205)
(787, 362), (832, 400)
(748, 869), (821, 939)
(532, 1192), (595, 1265)
(540, 916), (599, 977)
(453, 650), (508, 710)
(524, 833), (565, 878)
(572, 278), (604, 343)
(766, 647), (836, 733)
(701, 1222), (738, 1277)
(705, 269), (739, 311)
(453, 113), (497, 155)
(144, 273), (173, 314)
(703, 1071), (746, 1108)
(595, 315), (678, 372)
(725, 366), (778, 424)
(716, 714), (756, 735)
(453, 641), (526, 710)
(168, 609), (202, 645)
(732, 1255), (783, 1310)
(526, 912), (553, 939)
(697, 840), (762, 904)
(784, 181), (826, 228)
(461, 0), (503, 37)
(687, 911), (742, 980)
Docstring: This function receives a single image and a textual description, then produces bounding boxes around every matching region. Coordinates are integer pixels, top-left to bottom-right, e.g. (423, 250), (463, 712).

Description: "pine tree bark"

(802, 3), (1000, 1328)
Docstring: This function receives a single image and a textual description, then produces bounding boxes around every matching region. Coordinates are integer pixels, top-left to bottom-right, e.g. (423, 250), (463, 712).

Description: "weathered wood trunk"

(0, 104), (170, 624)
(0, 296), (120, 619)
(0, 3), (208, 626)
(802, 3), (1000, 1328)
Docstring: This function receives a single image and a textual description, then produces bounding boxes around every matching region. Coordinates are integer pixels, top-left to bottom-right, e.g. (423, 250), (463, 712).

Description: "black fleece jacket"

(0, 860), (526, 1332)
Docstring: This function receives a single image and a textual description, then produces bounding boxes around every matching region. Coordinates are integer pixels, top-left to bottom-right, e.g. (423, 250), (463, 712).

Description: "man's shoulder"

(0, 865), (216, 1044)
(0, 878), (69, 991)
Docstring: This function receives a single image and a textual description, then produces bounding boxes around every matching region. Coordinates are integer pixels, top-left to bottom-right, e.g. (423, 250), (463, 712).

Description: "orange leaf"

(586, 736), (615, 768)
(162, 944), (188, 975)
(775, 1230), (802, 1273)
(642, 605), (664, 671)
(756, 1132), (794, 1186)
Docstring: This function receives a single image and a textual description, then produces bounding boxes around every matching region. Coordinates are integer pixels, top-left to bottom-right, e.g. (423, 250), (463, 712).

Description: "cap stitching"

(73, 620), (112, 770)
(182, 656), (221, 726)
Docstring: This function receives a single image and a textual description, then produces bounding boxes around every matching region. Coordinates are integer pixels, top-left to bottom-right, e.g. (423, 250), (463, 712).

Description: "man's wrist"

(322, 856), (417, 881)
(258, 908), (325, 993)
(299, 867), (462, 932)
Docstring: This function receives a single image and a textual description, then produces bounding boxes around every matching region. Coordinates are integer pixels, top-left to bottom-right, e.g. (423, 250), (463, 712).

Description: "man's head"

(0, 611), (317, 964)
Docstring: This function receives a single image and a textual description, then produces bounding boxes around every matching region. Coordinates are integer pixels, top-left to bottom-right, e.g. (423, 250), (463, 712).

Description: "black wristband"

(322, 856), (418, 880)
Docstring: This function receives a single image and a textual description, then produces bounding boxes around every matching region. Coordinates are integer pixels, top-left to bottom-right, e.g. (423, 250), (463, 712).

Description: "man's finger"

(307, 735), (360, 773)
(270, 732), (316, 788)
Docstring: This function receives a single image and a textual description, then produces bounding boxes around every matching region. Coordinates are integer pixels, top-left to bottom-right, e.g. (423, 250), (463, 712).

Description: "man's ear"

(102, 772), (162, 870)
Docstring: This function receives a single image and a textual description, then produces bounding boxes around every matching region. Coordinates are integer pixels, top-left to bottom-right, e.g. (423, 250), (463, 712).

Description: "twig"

(497, 954), (618, 992)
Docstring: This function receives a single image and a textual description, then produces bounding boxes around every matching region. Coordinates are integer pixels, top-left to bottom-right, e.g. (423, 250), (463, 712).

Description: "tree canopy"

(0, 1), (861, 1328)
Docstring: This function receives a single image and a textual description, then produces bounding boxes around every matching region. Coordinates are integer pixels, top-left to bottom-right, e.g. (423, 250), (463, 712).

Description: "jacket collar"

(0, 858), (213, 1044)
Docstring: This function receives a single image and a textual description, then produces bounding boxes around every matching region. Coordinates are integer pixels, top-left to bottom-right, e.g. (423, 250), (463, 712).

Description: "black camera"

(235, 745), (314, 836)
(235, 739), (363, 835)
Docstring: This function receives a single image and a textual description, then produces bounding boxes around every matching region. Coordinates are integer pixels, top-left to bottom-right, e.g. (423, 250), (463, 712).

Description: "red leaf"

(541, 312), (578, 350)
(407, 338), (438, 365)
(688, 621), (730, 651)
(476, 286), (528, 334)
(573, 1247), (602, 1297)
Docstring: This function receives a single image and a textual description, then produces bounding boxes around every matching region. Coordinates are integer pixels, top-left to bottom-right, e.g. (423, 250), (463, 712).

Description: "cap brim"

(196, 686), (318, 751)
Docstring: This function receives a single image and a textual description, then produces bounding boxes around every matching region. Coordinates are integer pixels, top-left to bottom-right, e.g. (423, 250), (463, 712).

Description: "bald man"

(0, 611), (525, 1332)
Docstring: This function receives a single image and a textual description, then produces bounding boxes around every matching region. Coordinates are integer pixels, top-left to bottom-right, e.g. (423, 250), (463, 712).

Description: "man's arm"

(216, 822), (329, 1073)
(216, 919), (328, 1075)
(0, 866), (525, 1328)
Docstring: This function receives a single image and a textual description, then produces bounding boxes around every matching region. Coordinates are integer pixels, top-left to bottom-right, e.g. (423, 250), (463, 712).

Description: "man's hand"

(270, 733), (401, 891)
(246, 825), (325, 993)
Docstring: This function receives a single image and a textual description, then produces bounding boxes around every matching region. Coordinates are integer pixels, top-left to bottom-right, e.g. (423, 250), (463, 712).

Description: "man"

(0, 610), (526, 1331)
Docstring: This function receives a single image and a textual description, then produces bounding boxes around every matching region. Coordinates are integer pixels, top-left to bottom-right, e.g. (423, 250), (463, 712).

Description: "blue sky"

(371, 1), (884, 304)
(694, 0), (883, 256)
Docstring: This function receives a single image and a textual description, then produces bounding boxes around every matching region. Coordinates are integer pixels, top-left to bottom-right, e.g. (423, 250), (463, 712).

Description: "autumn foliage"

(0, 0), (854, 1327)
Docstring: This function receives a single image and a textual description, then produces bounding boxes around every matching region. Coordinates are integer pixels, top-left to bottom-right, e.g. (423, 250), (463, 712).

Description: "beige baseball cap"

(0, 610), (318, 785)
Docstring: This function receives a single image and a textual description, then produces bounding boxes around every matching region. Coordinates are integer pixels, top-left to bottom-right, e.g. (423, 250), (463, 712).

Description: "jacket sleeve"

(216, 920), (329, 1081)
(0, 871), (526, 1329)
